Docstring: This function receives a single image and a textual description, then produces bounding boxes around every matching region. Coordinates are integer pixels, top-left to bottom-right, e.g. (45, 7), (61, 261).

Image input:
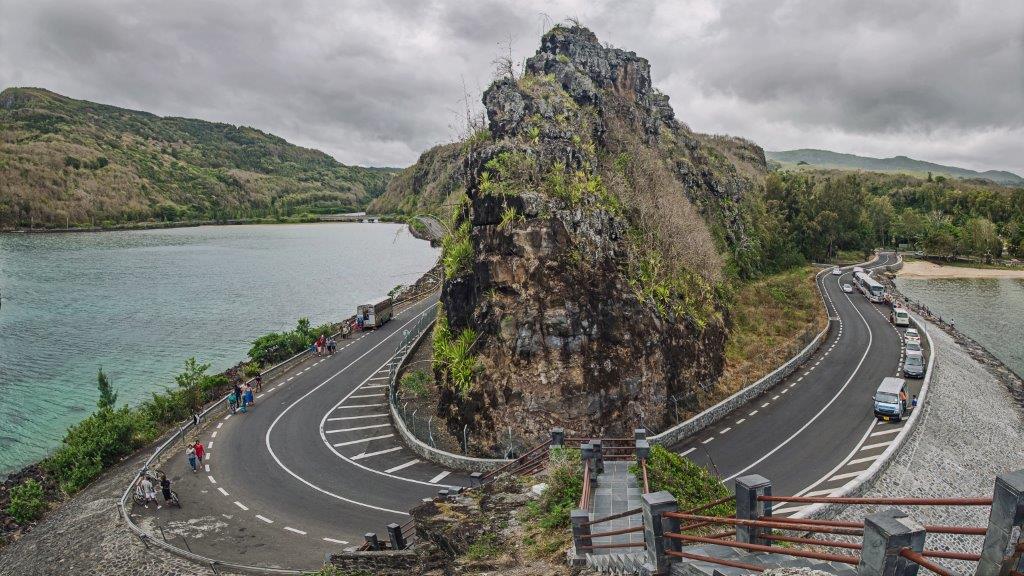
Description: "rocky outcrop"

(368, 142), (467, 216)
(425, 25), (772, 454)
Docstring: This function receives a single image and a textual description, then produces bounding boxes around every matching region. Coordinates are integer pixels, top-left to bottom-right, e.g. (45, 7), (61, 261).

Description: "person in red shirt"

(193, 440), (205, 465)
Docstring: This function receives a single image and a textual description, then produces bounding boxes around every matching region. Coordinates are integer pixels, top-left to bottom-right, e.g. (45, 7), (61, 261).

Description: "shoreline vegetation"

(898, 258), (1024, 279)
(0, 212), (408, 234)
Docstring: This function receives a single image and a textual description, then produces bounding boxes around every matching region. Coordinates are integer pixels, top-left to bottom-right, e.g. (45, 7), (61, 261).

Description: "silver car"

(842, 283), (854, 293)
(905, 340), (923, 354)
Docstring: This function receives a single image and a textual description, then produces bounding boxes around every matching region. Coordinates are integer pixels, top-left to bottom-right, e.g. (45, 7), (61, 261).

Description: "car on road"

(903, 351), (926, 379)
(905, 340), (923, 354)
(873, 377), (909, 422)
(842, 283), (854, 293)
(853, 266), (865, 274)
(891, 308), (910, 327)
(832, 267), (843, 276)
(904, 327), (921, 344)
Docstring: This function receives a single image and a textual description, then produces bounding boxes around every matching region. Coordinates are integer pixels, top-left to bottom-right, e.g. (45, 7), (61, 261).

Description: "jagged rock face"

(436, 25), (765, 453)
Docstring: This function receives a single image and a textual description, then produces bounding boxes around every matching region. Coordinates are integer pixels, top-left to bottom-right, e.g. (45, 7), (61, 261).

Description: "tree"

(96, 368), (117, 411)
(175, 357), (211, 410)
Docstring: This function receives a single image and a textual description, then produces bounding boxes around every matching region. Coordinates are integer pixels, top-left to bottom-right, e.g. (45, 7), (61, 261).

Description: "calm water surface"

(0, 223), (438, 474)
(895, 276), (1024, 379)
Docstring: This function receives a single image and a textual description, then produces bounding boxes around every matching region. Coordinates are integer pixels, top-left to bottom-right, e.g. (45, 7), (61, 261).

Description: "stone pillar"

(635, 439), (650, 462)
(734, 474), (772, 546)
(642, 491), (680, 576)
(857, 508), (926, 576)
(635, 428), (647, 441)
(386, 522), (406, 550)
(469, 471), (483, 485)
(550, 427), (565, 448)
(581, 442), (595, 480)
(977, 469), (1024, 576)
(570, 509), (591, 566)
(363, 532), (380, 551)
(591, 439), (604, 475)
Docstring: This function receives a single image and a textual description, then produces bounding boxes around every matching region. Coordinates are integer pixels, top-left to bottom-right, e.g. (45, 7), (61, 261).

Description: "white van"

(891, 308), (910, 327)
(873, 377), (908, 422)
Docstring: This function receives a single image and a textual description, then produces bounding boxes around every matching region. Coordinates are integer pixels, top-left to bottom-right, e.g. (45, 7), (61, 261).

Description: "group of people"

(314, 333), (337, 356)
(185, 439), (206, 472)
(227, 379), (257, 414)
(137, 470), (174, 509)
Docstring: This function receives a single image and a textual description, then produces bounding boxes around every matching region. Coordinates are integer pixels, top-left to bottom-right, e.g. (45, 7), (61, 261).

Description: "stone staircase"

(669, 544), (857, 576)
(585, 551), (648, 574)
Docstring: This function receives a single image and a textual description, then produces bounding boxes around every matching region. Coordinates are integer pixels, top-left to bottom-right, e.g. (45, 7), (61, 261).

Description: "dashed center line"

(680, 447), (696, 457)
(234, 501), (249, 511)
(701, 437), (714, 444)
(761, 402), (770, 408)
(256, 515), (274, 524)
(735, 418), (746, 425)
(217, 487), (229, 496)
(284, 526), (307, 535)
(749, 410), (758, 416)
(719, 427), (732, 434)
(323, 537), (348, 545)
(208, 475), (216, 484)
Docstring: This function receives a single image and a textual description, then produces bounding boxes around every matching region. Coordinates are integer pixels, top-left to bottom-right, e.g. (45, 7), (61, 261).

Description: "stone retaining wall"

(325, 549), (421, 575)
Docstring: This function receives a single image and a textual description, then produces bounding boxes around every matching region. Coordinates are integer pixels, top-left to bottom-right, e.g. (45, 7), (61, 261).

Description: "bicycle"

(132, 468), (181, 508)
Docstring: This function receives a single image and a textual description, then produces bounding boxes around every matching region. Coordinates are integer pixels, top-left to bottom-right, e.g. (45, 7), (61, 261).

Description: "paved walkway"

(588, 461), (644, 554)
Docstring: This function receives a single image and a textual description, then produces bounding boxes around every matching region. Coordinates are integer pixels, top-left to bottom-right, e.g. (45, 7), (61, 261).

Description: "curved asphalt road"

(132, 252), (923, 568)
(668, 252), (926, 515)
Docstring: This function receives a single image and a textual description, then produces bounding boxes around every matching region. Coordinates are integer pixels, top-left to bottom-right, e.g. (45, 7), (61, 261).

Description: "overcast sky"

(2, 0), (1022, 174)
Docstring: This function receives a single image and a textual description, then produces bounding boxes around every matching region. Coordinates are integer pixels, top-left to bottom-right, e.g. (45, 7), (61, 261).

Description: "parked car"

(903, 351), (926, 379)
(905, 340), (923, 354)
(891, 308), (910, 327)
(842, 283), (854, 293)
(873, 377), (908, 422)
(904, 327), (921, 344)
(832, 267), (843, 276)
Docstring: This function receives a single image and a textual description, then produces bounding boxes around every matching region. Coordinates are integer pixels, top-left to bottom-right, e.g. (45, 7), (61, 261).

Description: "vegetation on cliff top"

(0, 87), (397, 228)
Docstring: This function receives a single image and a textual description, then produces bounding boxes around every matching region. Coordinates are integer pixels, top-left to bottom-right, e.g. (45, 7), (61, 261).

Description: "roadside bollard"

(469, 471), (483, 485)
(634, 428), (647, 441)
(735, 474), (772, 546)
(858, 508), (926, 576)
(386, 522), (406, 550)
(570, 509), (591, 566)
(642, 491), (680, 575)
(363, 532), (380, 551)
(437, 489), (450, 501)
(635, 439), (650, 462)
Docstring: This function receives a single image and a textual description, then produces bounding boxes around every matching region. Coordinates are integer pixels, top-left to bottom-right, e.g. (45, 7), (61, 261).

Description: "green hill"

(766, 148), (1023, 186)
(0, 87), (397, 228)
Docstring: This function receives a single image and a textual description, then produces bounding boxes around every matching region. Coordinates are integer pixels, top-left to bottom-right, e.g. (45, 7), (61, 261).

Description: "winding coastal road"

(667, 252), (924, 514)
(131, 252), (924, 569)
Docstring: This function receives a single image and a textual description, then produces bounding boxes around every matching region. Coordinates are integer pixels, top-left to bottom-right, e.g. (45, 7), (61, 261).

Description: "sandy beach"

(899, 259), (1024, 279)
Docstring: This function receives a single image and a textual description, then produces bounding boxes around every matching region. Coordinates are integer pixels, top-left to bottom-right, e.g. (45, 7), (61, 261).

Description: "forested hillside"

(0, 87), (396, 228)
(766, 169), (1024, 260)
(767, 149), (1024, 186)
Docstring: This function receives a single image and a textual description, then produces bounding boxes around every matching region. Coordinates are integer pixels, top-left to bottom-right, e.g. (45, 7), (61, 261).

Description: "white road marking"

(724, 272), (878, 483)
(368, 376), (389, 381)
(859, 440), (893, 451)
(348, 393), (384, 399)
(701, 437), (714, 444)
(385, 459), (421, 473)
(847, 455), (878, 466)
(326, 414), (388, 421)
(217, 487), (229, 496)
(830, 470), (866, 481)
(325, 423), (392, 434)
(804, 488), (837, 497)
(336, 403), (386, 409)
(234, 501), (249, 511)
(332, 433), (394, 447)
(207, 441), (213, 449)
(735, 418), (746, 425)
(680, 447), (697, 457)
(257, 393), (264, 399)
(351, 446), (404, 459)
(216, 422), (223, 429)
(211, 431), (217, 438)
(870, 428), (901, 437)
(287, 377), (294, 382)
(205, 464), (210, 472)
(284, 526), (307, 535)
(208, 475), (216, 484)
(772, 395), (780, 400)
(361, 384), (389, 389)
(749, 410), (758, 416)
(323, 537), (348, 544)
(224, 414), (232, 420)
(781, 389), (788, 394)
(256, 515), (274, 524)
(429, 471), (451, 484)
(719, 427), (732, 434)
(761, 402), (770, 408)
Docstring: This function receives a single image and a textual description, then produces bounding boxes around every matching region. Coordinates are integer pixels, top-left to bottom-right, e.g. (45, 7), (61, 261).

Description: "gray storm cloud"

(1, 0), (1021, 174)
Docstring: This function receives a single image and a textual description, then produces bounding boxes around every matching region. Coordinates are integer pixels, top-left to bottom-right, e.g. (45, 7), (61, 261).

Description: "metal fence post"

(977, 469), (1024, 576)
(642, 490), (679, 575)
(735, 474), (772, 546)
(858, 508), (926, 576)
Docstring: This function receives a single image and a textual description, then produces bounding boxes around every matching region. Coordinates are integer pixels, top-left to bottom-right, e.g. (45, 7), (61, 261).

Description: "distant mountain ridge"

(766, 148), (1023, 186)
(0, 87), (397, 228)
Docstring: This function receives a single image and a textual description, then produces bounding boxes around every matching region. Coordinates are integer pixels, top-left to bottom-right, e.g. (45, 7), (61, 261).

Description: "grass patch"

(432, 306), (480, 397)
(630, 445), (733, 516)
(464, 533), (501, 560)
(522, 447), (582, 530)
(400, 369), (431, 398)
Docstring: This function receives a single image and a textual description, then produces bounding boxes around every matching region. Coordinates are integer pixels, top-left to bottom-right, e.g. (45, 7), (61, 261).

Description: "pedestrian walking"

(191, 412), (201, 427)
(243, 384), (254, 408)
(911, 394), (918, 410)
(227, 391), (238, 414)
(186, 444), (197, 472)
(141, 475), (157, 508)
(233, 383), (242, 404)
(253, 373), (263, 393)
(194, 440), (205, 464)
(328, 337), (336, 355)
